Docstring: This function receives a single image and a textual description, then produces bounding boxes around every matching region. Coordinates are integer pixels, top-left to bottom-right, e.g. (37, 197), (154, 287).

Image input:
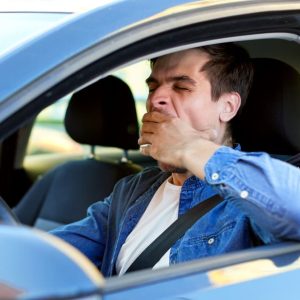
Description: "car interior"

(0, 38), (299, 234)
(13, 75), (143, 230)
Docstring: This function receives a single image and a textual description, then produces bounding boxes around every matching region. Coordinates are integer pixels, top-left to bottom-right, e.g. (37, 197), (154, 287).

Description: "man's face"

(146, 49), (222, 139)
(145, 49), (224, 173)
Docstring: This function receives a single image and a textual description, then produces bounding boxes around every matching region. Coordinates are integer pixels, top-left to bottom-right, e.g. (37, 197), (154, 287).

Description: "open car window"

(26, 61), (150, 156)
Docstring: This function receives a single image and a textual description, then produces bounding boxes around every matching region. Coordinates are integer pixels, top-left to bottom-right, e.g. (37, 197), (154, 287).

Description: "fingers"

(140, 122), (160, 134)
(138, 133), (152, 147)
(139, 112), (168, 147)
(142, 111), (172, 123)
(139, 113), (163, 156)
(139, 143), (151, 156)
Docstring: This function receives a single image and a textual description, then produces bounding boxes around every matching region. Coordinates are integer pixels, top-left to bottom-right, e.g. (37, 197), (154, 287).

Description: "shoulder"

(108, 167), (169, 209)
(114, 166), (169, 192)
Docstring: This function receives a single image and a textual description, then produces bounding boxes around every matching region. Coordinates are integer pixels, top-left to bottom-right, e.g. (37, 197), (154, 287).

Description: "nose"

(148, 86), (170, 112)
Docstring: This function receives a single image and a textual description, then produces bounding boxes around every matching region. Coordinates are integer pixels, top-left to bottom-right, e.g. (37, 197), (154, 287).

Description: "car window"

(26, 60), (151, 156)
(26, 95), (83, 156)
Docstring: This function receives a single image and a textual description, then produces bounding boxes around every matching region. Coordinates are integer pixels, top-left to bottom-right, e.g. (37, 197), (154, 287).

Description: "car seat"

(232, 58), (300, 157)
(14, 76), (142, 230)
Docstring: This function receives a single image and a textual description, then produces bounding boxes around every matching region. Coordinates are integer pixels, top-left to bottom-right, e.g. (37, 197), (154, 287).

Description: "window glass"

(26, 95), (86, 156)
(26, 60), (151, 156)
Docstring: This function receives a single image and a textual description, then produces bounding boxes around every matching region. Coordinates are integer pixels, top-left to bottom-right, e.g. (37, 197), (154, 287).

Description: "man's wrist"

(182, 139), (221, 179)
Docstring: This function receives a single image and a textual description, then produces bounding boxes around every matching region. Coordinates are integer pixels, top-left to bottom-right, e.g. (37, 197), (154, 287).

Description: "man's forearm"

(204, 146), (300, 242)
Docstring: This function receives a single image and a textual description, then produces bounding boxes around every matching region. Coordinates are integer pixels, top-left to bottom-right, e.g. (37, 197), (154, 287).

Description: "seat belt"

(286, 153), (300, 167)
(125, 194), (223, 273)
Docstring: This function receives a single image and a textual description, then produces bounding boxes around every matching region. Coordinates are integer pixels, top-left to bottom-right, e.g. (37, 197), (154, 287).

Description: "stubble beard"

(158, 161), (188, 174)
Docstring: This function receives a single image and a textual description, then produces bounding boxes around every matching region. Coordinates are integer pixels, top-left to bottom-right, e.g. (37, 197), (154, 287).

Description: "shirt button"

(208, 238), (215, 245)
(211, 173), (219, 180)
(240, 190), (249, 199)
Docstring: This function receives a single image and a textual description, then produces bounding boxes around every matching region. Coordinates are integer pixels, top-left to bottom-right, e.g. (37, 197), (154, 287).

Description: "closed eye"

(174, 86), (190, 91)
(148, 86), (157, 93)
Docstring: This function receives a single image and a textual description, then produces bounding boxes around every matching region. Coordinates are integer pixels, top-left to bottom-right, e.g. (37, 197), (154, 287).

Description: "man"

(52, 43), (300, 277)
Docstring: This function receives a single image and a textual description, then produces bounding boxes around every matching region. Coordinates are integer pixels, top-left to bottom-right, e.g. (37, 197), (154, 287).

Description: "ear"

(219, 92), (241, 123)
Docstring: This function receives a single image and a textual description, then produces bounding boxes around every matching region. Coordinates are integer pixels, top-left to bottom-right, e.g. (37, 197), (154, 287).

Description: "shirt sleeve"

(204, 146), (300, 243)
(50, 196), (111, 270)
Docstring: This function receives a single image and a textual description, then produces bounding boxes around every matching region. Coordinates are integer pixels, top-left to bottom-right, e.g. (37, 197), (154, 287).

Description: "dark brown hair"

(151, 43), (254, 111)
(200, 43), (253, 110)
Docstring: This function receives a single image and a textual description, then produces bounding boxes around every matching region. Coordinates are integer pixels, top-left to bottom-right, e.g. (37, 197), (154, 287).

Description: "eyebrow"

(146, 75), (197, 86)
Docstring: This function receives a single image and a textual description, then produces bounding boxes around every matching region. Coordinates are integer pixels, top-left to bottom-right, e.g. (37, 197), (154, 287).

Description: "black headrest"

(64, 76), (139, 150)
(232, 58), (300, 155)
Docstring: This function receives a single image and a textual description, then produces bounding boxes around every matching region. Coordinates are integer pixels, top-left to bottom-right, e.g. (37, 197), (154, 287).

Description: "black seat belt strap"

(286, 153), (300, 167)
(126, 193), (223, 273)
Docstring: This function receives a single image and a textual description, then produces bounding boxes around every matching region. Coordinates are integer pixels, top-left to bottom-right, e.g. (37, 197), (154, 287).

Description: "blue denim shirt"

(52, 146), (300, 277)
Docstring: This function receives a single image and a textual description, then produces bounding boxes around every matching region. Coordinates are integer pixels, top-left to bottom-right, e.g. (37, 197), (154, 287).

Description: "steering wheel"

(0, 196), (19, 226)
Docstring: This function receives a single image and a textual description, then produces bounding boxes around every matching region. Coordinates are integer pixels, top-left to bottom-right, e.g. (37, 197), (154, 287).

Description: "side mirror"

(0, 196), (104, 299)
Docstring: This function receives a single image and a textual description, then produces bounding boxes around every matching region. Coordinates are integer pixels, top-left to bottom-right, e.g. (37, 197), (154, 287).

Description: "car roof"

(0, 0), (121, 55)
(0, 0), (118, 13)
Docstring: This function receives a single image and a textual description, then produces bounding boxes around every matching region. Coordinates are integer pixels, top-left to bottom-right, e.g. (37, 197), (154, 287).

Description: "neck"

(220, 126), (233, 147)
(171, 172), (191, 186)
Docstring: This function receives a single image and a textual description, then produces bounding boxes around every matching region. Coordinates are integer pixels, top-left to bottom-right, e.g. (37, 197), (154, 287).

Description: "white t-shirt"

(116, 178), (181, 275)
